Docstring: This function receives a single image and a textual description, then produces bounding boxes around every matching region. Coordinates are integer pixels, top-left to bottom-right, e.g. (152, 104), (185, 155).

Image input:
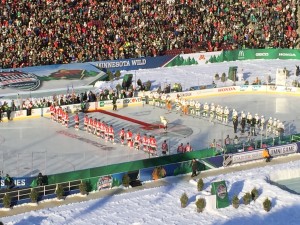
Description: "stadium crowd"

(0, 0), (298, 69)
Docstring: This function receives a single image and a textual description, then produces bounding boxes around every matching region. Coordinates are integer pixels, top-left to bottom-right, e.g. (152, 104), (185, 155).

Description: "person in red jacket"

(177, 143), (184, 153)
(74, 112), (79, 130)
(185, 142), (192, 152)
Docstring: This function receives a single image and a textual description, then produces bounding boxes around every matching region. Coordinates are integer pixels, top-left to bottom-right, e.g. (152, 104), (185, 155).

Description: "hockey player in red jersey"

(119, 128), (125, 145)
(88, 117), (93, 133)
(142, 134), (148, 152)
(83, 114), (89, 131)
(149, 136), (157, 155)
(74, 113), (79, 130)
(108, 125), (115, 143)
(134, 133), (141, 150)
(96, 119), (101, 137)
(64, 111), (69, 128)
(126, 129), (133, 148)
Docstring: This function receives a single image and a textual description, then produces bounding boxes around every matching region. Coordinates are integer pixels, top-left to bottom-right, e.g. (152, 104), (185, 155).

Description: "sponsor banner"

(216, 86), (239, 93)
(0, 177), (35, 189)
(139, 161), (192, 182)
(165, 52), (223, 66)
(90, 55), (174, 73)
(0, 55), (173, 94)
(211, 180), (230, 208)
(268, 143), (298, 156)
(252, 85), (262, 91)
(222, 49), (300, 62)
(232, 143), (298, 164)
(240, 85), (250, 91)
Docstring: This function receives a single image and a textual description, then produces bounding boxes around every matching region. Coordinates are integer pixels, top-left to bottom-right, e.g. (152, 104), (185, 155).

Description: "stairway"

(296, 3), (300, 48)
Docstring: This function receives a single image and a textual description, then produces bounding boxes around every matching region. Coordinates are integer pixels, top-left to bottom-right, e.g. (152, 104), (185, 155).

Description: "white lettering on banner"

(268, 143), (298, 156)
(218, 87), (236, 92)
(232, 143), (298, 164)
(98, 61), (130, 68)
(131, 59), (146, 66)
(98, 59), (147, 68)
(0, 179), (26, 187)
(232, 150), (262, 164)
(256, 53), (269, 57)
(278, 53), (296, 57)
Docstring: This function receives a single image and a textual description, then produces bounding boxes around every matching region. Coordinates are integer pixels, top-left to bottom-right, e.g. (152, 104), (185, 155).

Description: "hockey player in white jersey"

(232, 109), (238, 120)
(219, 106), (224, 122)
(189, 99), (196, 116)
(267, 117), (273, 133)
(195, 101), (201, 117)
(246, 112), (252, 129)
(272, 118), (277, 134)
(160, 93), (167, 108)
(203, 102), (209, 117)
(223, 106), (230, 124)
(260, 115), (265, 132)
(209, 103), (215, 122)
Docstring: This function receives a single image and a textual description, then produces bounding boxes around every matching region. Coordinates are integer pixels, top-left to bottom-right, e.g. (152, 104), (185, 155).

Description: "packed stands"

(0, 0), (298, 69)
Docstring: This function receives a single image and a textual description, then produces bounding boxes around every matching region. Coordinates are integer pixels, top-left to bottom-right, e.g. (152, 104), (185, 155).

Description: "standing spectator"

(37, 172), (45, 186)
(177, 143), (185, 153)
(161, 140), (168, 155)
(185, 142), (193, 152)
(190, 158), (199, 178)
(4, 174), (14, 189)
(262, 148), (271, 162)
(224, 135), (231, 146)
(112, 94), (118, 111)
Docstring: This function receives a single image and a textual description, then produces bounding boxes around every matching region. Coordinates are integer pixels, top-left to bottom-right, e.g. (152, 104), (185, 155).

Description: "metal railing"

(0, 179), (82, 205)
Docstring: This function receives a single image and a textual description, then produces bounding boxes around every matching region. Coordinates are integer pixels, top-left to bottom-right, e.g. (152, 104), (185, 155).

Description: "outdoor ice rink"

(0, 93), (299, 177)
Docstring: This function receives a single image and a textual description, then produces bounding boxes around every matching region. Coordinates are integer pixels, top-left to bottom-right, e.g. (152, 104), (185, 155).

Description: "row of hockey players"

(147, 92), (172, 111)
(83, 115), (159, 155)
(237, 111), (284, 136)
(49, 106), (160, 156)
(50, 105), (70, 127)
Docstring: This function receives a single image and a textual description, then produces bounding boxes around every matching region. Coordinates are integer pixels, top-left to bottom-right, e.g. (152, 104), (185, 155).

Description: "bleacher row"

(0, 0), (298, 69)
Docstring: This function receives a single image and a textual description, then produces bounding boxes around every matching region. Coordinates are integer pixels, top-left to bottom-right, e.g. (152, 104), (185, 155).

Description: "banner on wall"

(0, 55), (174, 95)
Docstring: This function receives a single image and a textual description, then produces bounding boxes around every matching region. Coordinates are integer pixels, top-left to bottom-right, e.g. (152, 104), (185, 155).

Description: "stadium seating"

(0, 0), (298, 69)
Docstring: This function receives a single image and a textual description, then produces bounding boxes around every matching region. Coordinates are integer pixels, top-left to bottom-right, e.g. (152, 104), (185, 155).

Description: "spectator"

(177, 143), (185, 153)
(0, 1), (297, 69)
(37, 172), (46, 186)
(190, 158), (199, 178)
(262, 148), (271, 162)
(224, 135), (231, 146)
(4, 174), (15, 189)
(185, 142), (193, 152)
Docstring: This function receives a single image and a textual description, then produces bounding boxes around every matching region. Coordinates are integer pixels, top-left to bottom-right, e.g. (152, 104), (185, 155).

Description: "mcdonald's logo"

(238, 51), (245, 59)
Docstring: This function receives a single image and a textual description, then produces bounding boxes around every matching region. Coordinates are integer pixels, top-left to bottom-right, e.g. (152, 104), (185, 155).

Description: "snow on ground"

(2, 159), (300, 225)
(2, 59), (300, 224)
